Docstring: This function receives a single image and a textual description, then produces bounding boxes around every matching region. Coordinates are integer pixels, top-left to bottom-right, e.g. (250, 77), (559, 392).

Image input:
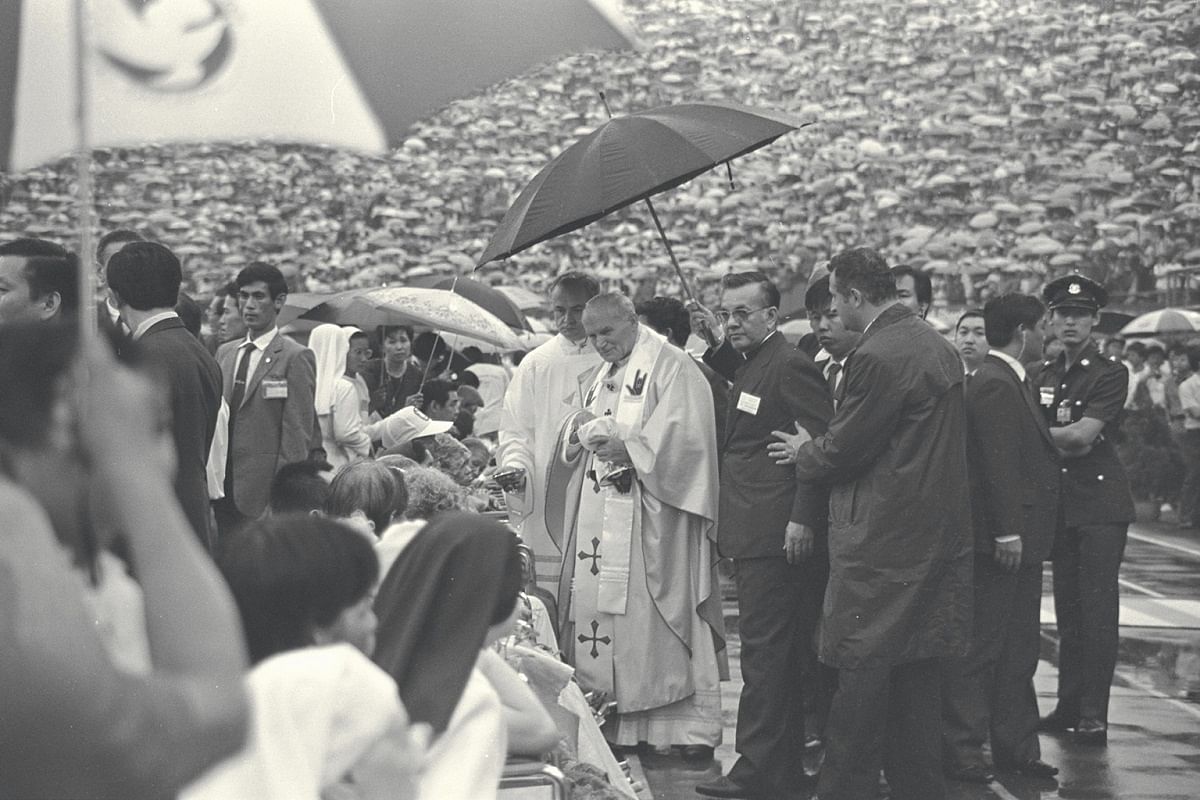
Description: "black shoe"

(680, 745), (715, 763)
(947, 764), (995, 784)
(1074, 718), (1108, 744)
(695, 775), (762, 798)
(997, 758), (1059, 778)
(1037, 710), (1077, 733)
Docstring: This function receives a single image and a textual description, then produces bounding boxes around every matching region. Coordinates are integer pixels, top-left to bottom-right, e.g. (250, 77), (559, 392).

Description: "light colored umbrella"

(3, 0), (637, 170)
(1119, 308), (1200, 337)
(277, 288), (524, 349)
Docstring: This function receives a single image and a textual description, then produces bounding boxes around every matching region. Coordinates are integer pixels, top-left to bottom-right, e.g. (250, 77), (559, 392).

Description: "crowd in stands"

(1, 0), (1197, 318)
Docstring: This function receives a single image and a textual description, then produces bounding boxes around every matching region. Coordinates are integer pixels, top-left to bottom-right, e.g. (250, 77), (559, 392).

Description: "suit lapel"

(722, 335), (777, 449)
(988, 354), (1055, 449)
(242, 334), (283, 409)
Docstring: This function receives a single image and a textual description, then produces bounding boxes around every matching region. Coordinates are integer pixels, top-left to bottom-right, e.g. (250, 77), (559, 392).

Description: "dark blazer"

(216, 332), (318, 519)
(134, 317), (222, 546)
(706, 333), (832, 559)
(793, 304), (973, 669)
(966, 354), (1060, 564)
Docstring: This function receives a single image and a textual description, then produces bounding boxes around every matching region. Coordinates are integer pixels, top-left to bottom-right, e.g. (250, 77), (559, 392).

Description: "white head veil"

(311, 324), (362, 414)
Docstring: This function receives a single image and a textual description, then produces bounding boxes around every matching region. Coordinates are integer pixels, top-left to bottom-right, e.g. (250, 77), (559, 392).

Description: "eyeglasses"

(715, 306), (775, 324)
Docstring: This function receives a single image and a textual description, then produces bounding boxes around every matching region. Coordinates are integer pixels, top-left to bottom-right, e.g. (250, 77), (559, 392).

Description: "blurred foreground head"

(0, 238), (80, 324)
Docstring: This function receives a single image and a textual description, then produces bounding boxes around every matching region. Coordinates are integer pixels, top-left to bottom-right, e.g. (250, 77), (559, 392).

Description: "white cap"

(380, 407), (453, 449)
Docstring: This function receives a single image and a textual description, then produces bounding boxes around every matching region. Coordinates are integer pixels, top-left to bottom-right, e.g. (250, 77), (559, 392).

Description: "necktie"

(825, 361), (842, 396)
(230, 342), (255, 415)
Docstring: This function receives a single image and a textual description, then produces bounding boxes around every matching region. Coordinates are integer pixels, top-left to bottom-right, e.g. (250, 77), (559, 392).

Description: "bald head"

(583, 292), (640, 363)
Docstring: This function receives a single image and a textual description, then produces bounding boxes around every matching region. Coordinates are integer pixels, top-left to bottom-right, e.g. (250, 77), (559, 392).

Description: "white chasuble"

(560, 326), (726, 747)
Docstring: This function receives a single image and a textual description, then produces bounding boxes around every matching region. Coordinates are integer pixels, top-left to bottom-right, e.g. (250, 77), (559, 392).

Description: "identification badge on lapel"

(1056, 400), (1072, 424)
(736, 391), (761, 415)
(262, 379), (288, 400)
(1039, 387), (1056, 407)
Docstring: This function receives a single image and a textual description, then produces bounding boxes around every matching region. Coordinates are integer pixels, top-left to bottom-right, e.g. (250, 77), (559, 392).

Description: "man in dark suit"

(95, 229), (144, 338)
(942, 293), (1061, 783)
(691, 272), (832, 799)
(214, 263), (319, 538)
(777, 248), (973, 800)
(107, 242), (222, 550)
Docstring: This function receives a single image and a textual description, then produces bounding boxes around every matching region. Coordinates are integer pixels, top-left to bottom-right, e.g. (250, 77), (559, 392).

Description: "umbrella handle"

(643, 197), (718, 348)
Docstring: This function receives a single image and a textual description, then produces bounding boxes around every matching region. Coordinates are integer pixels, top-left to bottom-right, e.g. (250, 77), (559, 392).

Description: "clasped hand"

(767, 427), (813, 465)
(594, 436), (631, 466)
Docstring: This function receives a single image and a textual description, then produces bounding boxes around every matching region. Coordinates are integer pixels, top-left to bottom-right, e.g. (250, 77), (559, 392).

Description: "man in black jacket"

(692, 271), (832, 799)
(108, 242), (223, 550)
(943, 293), (1061, 782)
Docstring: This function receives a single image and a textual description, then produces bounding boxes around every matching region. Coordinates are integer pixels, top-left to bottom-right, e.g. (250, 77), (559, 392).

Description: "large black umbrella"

(476, 100), (812, 307)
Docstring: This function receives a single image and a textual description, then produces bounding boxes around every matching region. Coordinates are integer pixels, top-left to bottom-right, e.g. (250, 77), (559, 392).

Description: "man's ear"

(38, 290), (64, 320)
(273, 292), (287, 312)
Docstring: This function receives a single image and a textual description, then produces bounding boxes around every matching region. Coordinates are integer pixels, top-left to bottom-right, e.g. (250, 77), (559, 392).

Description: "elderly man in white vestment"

(496, 272), (604, 593)
(550, 292), (725, 756)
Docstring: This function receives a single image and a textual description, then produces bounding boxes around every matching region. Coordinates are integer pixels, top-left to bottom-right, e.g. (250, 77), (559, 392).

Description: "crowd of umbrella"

(0, 0), (1198, 316)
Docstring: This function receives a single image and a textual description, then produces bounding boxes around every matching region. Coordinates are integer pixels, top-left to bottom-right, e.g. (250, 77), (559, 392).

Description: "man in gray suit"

(107, 241), (222, 550)
(214, 263), (319, 538)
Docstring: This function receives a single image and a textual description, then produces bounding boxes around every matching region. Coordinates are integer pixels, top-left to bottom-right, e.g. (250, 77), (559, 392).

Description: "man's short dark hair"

(269, 460), (333, 515)
(219, 281), (240, 299)
(175, 292), (203, 338)
(983, 294), (1045, 348)
(636, 296), (691, 347)
(235, 262), (288, 299)
(420, 378), (455, 412)
(0, 238), (80, 315)
(956, 308), (985, 330)
(217, 513), (380, 663)
(890, 265), (932, 307)
(1124, 341), (1147, 357)
(548, 271), (600, 299)
(106, 241), (182, 311)
(830, 248), (896, 305)
(804, 276), (833, 313)
(721, 271), (781, 310)
(1183, 346), (1200, 373)
(95, 229), (144, 262)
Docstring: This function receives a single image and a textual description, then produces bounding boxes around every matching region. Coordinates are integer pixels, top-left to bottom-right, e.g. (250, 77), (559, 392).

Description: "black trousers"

(943, 554), (1043, 769)
(818, 658), (946, 800)
(1051, 523), (1128, 723)
(728, 556), (818, 794)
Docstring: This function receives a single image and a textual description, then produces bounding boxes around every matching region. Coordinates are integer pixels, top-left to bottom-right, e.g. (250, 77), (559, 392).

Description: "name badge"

(1056, 401), (1072, 424)
(1039, 387), (1056, 407)
(736, 391), (761, 415)
(262, 379), (288, 400)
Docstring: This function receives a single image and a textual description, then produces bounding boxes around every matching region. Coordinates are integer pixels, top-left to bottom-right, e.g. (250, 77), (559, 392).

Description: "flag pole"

(73, 0), (96, 337)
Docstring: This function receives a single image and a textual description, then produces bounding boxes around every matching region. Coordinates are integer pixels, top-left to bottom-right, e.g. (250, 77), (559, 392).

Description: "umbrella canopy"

(2, 0), (636, 170)
(495, 285), (547, 312)
(277, 287), (524, 349)
(407, 275), (533, 331)
(477, 101), (811, 265)
(1119, 308), (1200, 337)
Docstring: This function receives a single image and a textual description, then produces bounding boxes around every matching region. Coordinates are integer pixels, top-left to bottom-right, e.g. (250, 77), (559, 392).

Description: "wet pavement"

(628, 522), (1200, 799)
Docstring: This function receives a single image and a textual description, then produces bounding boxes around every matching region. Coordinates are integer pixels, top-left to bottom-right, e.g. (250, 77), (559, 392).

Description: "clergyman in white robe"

(496, 333), (602, 592)
(551, 321), (725, 748)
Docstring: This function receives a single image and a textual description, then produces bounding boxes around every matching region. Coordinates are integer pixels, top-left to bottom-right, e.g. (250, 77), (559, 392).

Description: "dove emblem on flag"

(94, 0), (234, 91)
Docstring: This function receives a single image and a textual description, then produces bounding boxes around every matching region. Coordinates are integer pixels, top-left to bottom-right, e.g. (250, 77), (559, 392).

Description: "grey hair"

(584, 292), (637, 320)
(402, 466), (466, 520)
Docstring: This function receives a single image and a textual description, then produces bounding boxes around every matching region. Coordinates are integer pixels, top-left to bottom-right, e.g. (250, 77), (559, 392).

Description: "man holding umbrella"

(1030, 273), (1135, 744)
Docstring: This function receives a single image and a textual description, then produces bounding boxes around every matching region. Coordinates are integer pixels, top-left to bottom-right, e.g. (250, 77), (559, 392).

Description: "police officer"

(1030, 273), (1135, 744)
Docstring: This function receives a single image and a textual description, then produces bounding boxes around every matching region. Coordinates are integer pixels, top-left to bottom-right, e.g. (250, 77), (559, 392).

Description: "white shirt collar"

(558, 333), (592, 354)
(131, 310), (179, 341)
(244, 327), (278, 350)
(990, 349), (1026, 382)
(814, 347), (847, 366)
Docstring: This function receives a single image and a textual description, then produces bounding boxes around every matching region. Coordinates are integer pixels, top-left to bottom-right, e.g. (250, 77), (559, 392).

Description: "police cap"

(1042, 272), (1107, 312)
